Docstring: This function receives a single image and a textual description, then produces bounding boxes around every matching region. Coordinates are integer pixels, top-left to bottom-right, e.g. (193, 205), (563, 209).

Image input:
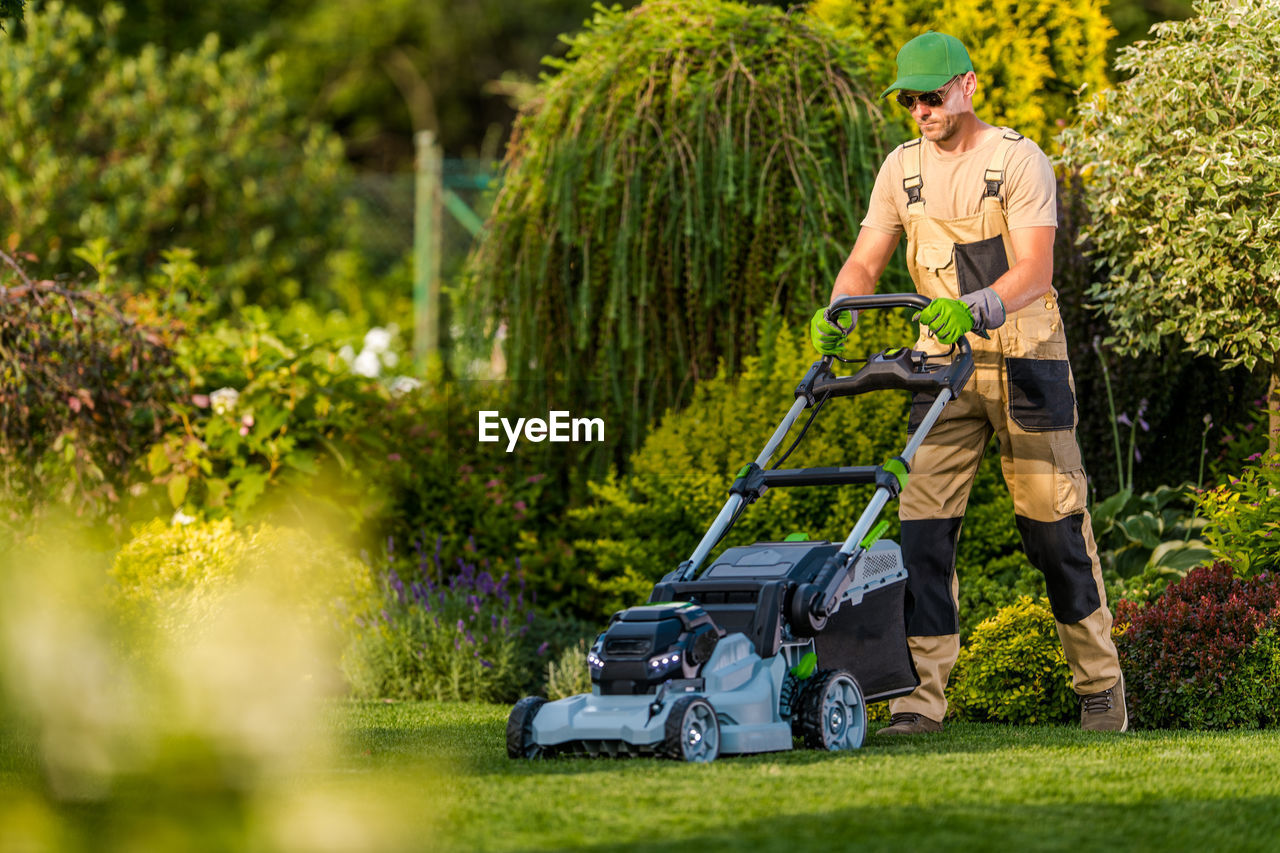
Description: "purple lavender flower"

(479, 659), (494, 669)
(1117, 413), (1132, 428)
(381, 609), (391, 625)
(456, 619), (465, 633)
(536, 641), (549, 656)
(389, 570), (405, 604)
(491, 614), (499, 628)
(526, 611), (535, 625)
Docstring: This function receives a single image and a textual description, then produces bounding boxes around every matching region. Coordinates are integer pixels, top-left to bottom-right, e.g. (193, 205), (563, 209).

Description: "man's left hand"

(918, 298), (974, 345)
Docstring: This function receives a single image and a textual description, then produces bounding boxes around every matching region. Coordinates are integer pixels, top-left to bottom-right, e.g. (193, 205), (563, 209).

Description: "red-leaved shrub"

(1116, 563), (1280, 729)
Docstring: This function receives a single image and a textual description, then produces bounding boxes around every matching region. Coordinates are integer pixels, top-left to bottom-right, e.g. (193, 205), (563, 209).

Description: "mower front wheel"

(507, 696), (550, 759)
(662, 696), (720, 763)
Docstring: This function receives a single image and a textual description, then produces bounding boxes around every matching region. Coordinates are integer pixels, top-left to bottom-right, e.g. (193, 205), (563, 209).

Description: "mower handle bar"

(824, 292), (974, 361)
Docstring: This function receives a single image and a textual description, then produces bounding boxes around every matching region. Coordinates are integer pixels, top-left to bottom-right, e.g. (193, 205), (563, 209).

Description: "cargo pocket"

(1051, 436), (1087, 516)
(914, 242), (954, 275)
(954, 235), (1010, 296)
(1007, 357), (1075, 431)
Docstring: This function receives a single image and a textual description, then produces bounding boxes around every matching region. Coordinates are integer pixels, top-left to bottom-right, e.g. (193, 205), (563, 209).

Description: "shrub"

(546, 638), (593, 701)
(1058, 0), (1280, 454)
(341, 547), (548, 703)
(1116, 563), (1280, 729)
(949, 596), (1076, 724)
(0, 248), (188, 534)
(808, 0), (1115, 151)
(110, 518), (375, 656)
(139, 306), (400, 532)
(1196, 451), (1280, 578)
(464, 0), (907, 465)
(0, 1), (357, 312)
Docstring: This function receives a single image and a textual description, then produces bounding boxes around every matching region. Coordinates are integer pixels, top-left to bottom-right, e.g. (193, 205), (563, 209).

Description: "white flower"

(210, 387), (239, 415)
(390, 376), (422, 396)
(171, 510), (196, 526)
(352, 349), (381, 377)
(363, 327), (393, 355)
(381, 350), (399, 368)
(338, 344), (355, 365)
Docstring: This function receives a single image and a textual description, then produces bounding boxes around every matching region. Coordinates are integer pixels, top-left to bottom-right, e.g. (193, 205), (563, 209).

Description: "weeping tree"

(463, 0), (903, 460)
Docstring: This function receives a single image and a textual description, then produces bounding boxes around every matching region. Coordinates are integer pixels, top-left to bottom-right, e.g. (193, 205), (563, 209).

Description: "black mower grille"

(604, 638), (651, 656)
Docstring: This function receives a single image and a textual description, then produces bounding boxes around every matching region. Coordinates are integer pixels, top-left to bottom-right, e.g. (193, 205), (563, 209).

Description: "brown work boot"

(875, 712), (943, 736)
(1080, 673), (1129, 732)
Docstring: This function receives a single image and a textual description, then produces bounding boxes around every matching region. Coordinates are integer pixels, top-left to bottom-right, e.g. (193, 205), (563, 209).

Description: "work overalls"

(891, 130), (1121, 721)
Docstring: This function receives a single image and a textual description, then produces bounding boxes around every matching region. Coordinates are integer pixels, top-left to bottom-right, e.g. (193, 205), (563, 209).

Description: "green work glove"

(809, 307), (855, 355)
(918, 297), (974, 345)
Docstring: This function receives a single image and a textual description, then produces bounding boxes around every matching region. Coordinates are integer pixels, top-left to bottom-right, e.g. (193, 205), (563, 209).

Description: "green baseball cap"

(880, 32), (974, 99)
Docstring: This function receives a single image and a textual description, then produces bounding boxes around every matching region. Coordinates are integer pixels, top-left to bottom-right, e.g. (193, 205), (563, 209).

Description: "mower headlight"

(587, 636), (605, 673)
(647, 651), (682, 676)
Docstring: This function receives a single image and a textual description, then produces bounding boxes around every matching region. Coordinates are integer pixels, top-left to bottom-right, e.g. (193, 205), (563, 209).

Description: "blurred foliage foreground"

(0, 525), (448, 851)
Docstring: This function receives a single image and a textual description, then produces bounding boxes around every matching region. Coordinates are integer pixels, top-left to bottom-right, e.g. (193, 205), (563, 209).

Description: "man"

(810, 32), (1127, 733)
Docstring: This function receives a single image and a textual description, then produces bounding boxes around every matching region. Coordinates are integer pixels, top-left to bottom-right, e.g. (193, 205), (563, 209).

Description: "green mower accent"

(791, 651), (818, 680)
(860, 520), (891, 550)
(882, 457), (909, 490)
(784, 532), (809, 542)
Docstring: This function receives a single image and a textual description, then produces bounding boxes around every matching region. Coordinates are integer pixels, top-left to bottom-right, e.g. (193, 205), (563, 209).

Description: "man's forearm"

(829, 255), (878, 303)
(989, 256), (1053, 314)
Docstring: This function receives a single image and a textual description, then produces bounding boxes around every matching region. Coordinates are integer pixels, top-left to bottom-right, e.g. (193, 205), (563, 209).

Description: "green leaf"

(147, 443), (171, 477)
(1149, 540), (1213, 573)
(167, 474), (189, 509)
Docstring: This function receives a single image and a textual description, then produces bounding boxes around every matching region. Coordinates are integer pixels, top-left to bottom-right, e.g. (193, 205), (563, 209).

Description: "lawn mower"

(507, 293), (975, 762)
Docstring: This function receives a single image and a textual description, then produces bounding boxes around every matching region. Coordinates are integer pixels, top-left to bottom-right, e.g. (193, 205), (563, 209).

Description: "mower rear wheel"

(506, 696), (550, 759)
(797, 670), (866, 751)
(662, 696), (720, 763)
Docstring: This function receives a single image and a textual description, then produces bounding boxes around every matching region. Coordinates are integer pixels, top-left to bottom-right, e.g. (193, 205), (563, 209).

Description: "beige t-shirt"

(860, 128), (1057, 234)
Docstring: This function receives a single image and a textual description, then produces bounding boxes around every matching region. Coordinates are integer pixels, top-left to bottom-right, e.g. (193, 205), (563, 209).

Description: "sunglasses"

(896, 75), (962, 110)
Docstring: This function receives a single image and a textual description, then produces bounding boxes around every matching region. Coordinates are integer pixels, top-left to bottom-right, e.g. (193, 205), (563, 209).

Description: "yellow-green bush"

(807, 0), (1115, 151)
(949, 596), (1076, 724)
(111, 518), (374, 646)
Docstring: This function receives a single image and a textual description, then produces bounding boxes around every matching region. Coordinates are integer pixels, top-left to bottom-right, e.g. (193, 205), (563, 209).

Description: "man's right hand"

(810, 307), (855, 355)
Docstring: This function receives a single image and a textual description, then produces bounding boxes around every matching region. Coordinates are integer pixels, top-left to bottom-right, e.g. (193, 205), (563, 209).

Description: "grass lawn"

(337, 701), (1280, 852)
(6, 700), (1280, 851)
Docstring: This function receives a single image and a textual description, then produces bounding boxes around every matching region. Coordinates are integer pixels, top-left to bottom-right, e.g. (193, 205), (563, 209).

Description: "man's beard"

(920, 114), (959, 142)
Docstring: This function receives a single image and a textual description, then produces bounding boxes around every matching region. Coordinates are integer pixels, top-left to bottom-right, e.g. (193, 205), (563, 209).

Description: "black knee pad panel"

(1015, 514), (1101, 624)
(899, 518), (963, 636)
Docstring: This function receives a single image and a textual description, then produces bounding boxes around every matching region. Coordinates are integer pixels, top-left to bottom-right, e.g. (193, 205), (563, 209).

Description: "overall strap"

(900, 138), (925, 210)
(982, 129), (1024, 201)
